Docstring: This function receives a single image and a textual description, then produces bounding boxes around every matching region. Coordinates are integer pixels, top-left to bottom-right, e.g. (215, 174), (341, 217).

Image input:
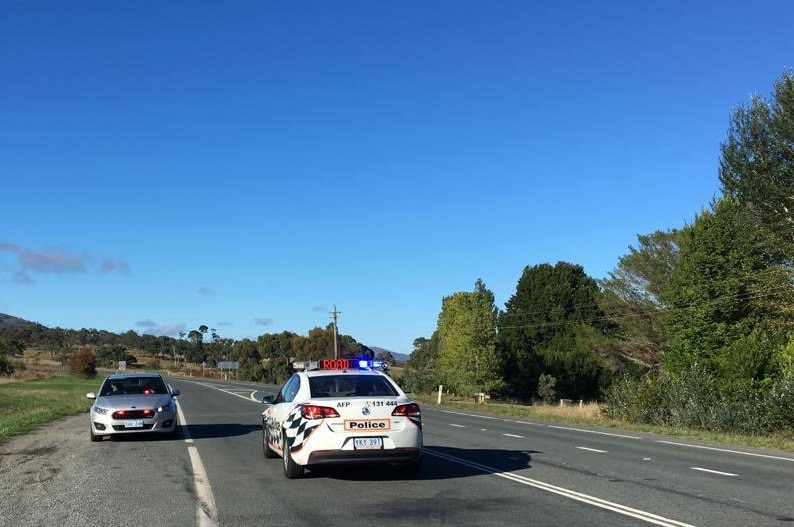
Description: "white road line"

(656, 440), (794, 462)
(502, 433), (524, 438)
(176, 402), (219, 527)
(180, 380), (263, 404)
(449, 424), (466, 428)
(691, 467), (738, 477)
(440, 410), (504, 420)
(577, 447), (607, 453)
(548, 425), (641, 440)
(424, 448), (696, 527)
(481, 428), (488, 431)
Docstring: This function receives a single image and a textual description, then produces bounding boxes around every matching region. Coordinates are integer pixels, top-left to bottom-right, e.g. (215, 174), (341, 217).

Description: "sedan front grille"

(112, 409), (154, 419)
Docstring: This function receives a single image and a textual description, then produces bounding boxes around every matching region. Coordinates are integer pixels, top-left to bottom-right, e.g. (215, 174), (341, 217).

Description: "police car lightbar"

(292, 359), (387, 371)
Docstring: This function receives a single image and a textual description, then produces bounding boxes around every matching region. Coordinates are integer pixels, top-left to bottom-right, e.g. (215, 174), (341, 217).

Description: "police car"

(261, 359), (423, 479)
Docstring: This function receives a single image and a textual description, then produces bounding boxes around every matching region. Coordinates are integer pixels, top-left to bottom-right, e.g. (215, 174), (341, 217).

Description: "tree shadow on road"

(310, 445), (539, 481)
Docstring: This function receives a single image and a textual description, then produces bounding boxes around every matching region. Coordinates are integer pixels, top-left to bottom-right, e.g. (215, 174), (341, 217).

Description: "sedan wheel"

(263, 427), (277, 458)
(282, 435), (304, 479)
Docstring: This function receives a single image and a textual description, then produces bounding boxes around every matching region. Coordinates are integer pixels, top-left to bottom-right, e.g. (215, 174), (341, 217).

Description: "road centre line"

(548, 425), (641, 440)
(690, 467), (738, 477)
(577, 447), (607, 453)
(502, 433), (524, 438)
(424, 448), (697, 527)
(449, 424), (466, 428)
(176, 402), (219, 527)
(656, 441), (794, 462)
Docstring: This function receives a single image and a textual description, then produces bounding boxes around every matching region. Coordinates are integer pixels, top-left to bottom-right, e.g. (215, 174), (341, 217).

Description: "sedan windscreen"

(309, 375), (398, 398)
(100, 377), (168, 396)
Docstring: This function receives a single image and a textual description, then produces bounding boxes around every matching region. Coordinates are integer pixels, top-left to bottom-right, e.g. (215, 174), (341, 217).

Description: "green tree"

(664, 198), (793, 382)
(599, 229), (683, 372)
(404, 333), (441, 393)
(720, 72), (794, 261)
(436, 279), (503, 395)
(498, 262), (611, 400)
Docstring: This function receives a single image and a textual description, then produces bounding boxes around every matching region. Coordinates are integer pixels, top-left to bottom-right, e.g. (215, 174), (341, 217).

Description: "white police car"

(261, 359), (423, 479)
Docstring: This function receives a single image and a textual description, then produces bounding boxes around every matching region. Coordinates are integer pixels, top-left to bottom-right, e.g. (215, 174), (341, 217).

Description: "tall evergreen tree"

(498, 262), (610, 399)
(720, 72), (794, 261)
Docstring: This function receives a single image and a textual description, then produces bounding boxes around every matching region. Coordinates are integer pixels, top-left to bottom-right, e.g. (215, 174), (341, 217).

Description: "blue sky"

(1, 1), (792, 353)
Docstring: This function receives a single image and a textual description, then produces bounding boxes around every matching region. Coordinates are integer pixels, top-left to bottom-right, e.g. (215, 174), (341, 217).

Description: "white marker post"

(437, 384), (443, 405)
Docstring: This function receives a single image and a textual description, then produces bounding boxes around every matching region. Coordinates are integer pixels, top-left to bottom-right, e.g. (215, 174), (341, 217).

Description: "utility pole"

(330, 305), (341, 359)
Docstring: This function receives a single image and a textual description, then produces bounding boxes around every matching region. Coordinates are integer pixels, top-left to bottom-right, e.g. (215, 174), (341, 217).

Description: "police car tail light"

(391, 403), (421, 417)
(301, 405), (341, 420)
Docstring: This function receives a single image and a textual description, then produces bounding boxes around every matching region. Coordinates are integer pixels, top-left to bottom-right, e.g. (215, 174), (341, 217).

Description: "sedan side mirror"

(86, 392), (96, 399)
(171, 388), (181, 397)
(262, 394), (275, 404)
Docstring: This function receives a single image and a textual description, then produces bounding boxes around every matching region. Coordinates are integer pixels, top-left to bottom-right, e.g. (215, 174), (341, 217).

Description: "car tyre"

(282, 435), (304, 479)
(90, 427), (102, 442)
(263, 427), (277, 459)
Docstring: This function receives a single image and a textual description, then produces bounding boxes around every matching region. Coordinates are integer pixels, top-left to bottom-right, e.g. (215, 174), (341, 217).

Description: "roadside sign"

(217, 361), (239, 370)
(118, 360), (126, 370)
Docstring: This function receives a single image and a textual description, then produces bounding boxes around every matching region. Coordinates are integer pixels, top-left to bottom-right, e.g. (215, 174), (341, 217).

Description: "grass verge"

(0, 374), (101, 444)
(412, 394), (794, 454)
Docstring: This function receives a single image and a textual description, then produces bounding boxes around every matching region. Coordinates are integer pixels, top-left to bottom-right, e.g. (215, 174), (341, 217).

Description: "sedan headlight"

(93, 406), (109, 415)
(157, 402), (175, 413)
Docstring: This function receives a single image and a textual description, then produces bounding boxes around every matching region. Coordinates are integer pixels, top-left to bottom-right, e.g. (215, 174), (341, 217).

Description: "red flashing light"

(392, 403), (421, 418)
(301, 405), (341, 420)
(142, 409), (154, 417)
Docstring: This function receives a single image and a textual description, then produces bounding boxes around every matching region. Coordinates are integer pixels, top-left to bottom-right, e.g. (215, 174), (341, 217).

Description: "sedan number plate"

(124, 420), (144, 429)
(353, 437), (383, 450)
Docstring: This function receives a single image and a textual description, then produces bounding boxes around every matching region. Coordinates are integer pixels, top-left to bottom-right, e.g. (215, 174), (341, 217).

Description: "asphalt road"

(2, 377), (793, 527)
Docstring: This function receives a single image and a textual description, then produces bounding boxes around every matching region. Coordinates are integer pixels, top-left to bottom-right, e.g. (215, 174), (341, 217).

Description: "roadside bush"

(604, 364), (794, 436)
(0, 351), (14, 375)
(68, 347), (97, 378)
(537, 373), (557, 404)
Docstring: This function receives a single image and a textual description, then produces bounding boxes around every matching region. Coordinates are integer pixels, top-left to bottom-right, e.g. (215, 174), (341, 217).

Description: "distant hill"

(370, 346), (409, 363)
(0, 313), (40, 330)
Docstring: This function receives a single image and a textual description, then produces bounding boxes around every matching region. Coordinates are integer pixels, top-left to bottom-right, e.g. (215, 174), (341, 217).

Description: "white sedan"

(261, 359), (423, 478)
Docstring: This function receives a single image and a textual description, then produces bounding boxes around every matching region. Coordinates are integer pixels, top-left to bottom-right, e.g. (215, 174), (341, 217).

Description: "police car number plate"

(124, 420), (144, 428)
(353, 437), (383, 450)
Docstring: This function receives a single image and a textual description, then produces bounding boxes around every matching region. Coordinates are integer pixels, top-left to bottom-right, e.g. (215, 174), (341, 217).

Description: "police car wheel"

(263, 427), (277, 458)
(282, 435), (305, 479)
(90, 427), (102, 442)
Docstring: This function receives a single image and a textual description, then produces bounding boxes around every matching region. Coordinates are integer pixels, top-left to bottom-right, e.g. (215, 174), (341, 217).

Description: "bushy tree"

(0, 350), (13, 375)
(68, 347), (97, 378)
(664, 198), (792, 382)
